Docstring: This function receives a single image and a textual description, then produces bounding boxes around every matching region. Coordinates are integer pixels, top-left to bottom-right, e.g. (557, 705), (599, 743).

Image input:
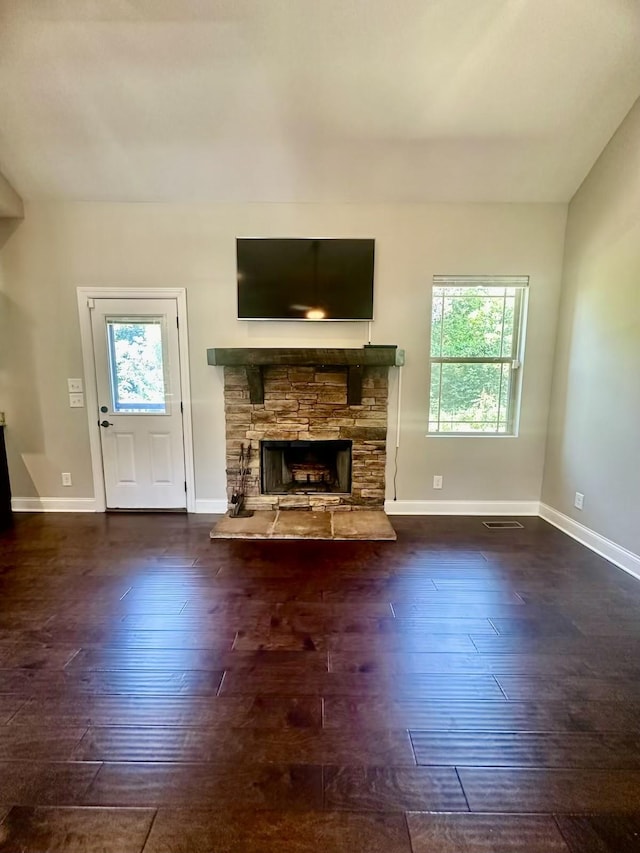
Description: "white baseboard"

(384, 499), (540, 516)
(539, 502), (640, 581)
(193, 499), (228, 514)
(11, 497), (99, 513)
(11, 496), (228, 514)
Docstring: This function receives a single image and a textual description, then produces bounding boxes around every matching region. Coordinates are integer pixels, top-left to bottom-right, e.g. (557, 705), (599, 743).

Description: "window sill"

(426, 433), (519, 438)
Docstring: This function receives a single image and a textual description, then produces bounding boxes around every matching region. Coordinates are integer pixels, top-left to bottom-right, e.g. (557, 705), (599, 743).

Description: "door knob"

(99, 420), (113, 428)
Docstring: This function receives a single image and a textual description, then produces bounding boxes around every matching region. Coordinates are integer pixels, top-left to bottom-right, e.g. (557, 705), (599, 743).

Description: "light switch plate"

(67, 378), (83, 393)
(69, 393), (85, 408)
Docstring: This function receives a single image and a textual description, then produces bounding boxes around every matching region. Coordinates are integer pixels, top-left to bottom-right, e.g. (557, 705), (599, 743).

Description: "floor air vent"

(483, 520), (524, 529)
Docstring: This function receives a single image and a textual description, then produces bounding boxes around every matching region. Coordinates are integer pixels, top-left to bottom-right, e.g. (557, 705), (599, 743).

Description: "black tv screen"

(237, 238), (375, 320)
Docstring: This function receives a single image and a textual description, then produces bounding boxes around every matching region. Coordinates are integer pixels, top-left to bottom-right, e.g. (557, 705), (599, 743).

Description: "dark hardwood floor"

(1, 512), (640, 851)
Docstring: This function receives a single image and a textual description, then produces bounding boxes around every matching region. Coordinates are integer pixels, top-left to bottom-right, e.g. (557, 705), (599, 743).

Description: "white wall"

(542, 97), (640, 556)
(0, 170), (23, 218)
(0, 201), (566, 508)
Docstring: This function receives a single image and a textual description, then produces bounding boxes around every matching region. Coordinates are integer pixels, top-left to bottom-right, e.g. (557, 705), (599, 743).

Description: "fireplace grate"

(284, 481), (334, 494)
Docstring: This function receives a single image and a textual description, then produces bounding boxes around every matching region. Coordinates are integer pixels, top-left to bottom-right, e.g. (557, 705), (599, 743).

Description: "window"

(106, 317), (168, 414)
(428, 276), (528, 435)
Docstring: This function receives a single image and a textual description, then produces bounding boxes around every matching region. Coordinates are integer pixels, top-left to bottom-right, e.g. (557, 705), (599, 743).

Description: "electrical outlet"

(69, 393), (85, 408)
(433, 475), (443, 490)
(67, 378), (83, 393)
(61, 472), (72, 487)
(574, 492), (584, 510)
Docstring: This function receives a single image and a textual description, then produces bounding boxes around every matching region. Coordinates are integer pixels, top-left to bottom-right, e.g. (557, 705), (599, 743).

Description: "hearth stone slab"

(332, 510), (396, 540)
(273, 510), (333, 539)
(210, 510), (396, 541)
(211, 511), (277, 538)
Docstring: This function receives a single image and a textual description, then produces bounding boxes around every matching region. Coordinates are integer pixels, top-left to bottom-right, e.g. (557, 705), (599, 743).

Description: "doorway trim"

(77, 287), (196, 513)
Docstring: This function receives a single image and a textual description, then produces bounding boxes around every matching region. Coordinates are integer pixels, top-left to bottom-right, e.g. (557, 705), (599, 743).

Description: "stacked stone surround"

(223, 365), (389, 510)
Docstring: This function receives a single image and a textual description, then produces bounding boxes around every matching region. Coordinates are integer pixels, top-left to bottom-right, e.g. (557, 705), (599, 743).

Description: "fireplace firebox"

(261, 440), (352, 495)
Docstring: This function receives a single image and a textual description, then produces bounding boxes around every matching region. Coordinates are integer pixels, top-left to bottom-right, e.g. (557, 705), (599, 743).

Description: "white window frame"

(428, 275), (529, 437)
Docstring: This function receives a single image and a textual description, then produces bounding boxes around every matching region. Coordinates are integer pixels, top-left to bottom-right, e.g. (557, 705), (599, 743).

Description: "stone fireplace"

(208, 346), (402, 512)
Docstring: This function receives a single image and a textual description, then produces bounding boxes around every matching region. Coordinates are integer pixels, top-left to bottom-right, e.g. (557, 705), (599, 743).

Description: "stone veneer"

(223, 365), (389, 511)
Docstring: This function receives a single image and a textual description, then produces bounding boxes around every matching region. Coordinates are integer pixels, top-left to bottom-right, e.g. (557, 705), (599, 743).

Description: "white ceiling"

(1, 0), (639, 203)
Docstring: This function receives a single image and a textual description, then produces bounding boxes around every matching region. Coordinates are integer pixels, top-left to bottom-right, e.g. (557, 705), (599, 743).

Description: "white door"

(90, 298), (186, 509)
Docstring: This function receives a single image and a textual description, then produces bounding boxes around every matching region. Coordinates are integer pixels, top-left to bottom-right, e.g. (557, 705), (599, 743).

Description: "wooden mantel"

(207, 346), (404, 405)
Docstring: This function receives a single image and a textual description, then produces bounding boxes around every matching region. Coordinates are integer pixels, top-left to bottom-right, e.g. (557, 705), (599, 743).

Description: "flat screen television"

(237, 238), (375, 321)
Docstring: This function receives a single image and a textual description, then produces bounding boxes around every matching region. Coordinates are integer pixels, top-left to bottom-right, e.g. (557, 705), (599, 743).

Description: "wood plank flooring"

(1, 512), (640, 851)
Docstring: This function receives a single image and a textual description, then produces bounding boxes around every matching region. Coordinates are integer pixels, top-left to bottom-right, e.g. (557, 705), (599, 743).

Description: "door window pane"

(106, 318), (167, 414)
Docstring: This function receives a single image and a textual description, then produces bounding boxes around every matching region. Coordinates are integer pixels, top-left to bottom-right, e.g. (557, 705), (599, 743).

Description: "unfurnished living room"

(0, 1), (639, 851)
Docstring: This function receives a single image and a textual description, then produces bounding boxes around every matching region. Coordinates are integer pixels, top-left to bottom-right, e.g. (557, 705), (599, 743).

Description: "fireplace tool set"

(229, 442), (253, 517)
